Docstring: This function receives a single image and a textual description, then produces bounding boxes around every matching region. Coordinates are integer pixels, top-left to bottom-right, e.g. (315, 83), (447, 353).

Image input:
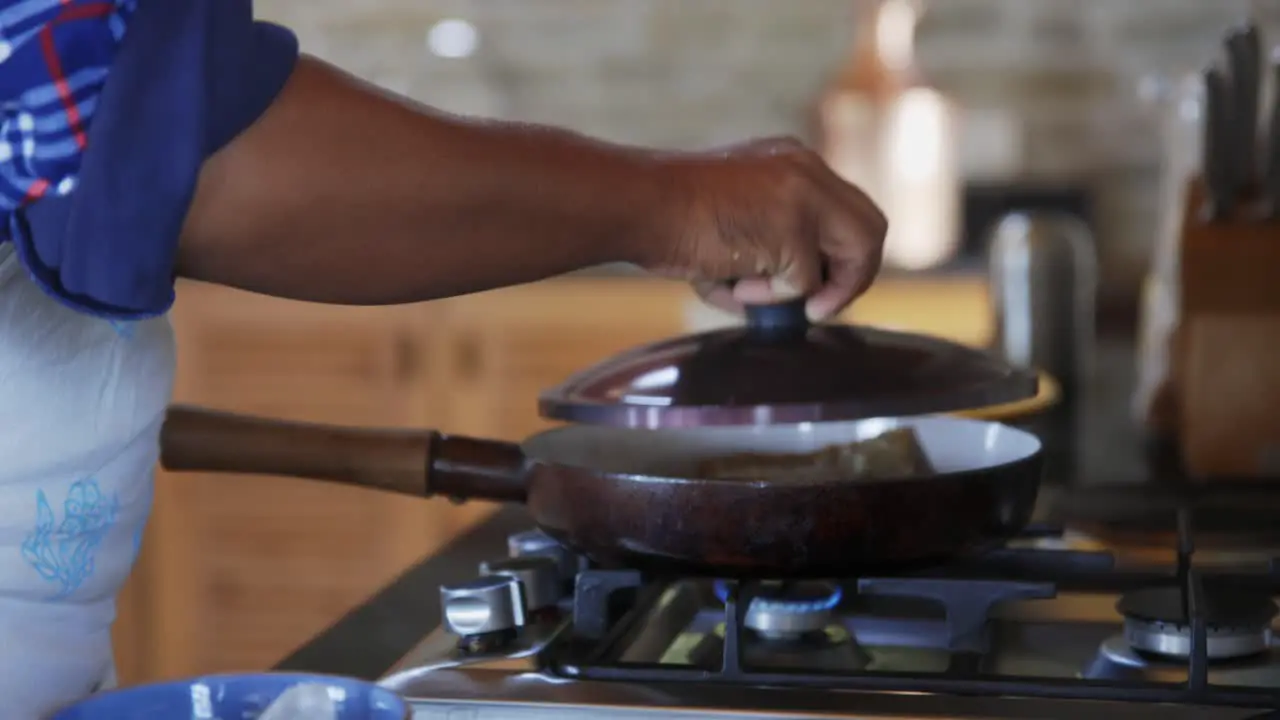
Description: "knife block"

(1175, 178), (1280, 479)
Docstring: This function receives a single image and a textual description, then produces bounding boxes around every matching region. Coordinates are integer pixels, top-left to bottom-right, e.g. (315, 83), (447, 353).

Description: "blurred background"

(115, 0), (1279, 691)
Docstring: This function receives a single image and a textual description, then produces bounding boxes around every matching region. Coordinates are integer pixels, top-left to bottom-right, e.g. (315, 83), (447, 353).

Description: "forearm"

(177, 55), (674, 305)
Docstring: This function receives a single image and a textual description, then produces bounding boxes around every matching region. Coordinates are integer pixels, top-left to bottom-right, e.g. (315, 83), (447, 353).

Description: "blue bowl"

(51, 672), (408, 719)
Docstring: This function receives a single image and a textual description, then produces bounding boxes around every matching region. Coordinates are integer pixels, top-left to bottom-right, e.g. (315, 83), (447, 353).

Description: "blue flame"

(713, 580), (843, 613)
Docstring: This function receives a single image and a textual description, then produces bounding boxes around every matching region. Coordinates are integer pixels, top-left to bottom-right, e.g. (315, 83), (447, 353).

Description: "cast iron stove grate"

(554, 512), (1280, 709)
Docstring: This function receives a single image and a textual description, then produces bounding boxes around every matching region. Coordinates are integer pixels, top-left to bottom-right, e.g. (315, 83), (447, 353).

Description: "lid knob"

(744, 298), (810, 339)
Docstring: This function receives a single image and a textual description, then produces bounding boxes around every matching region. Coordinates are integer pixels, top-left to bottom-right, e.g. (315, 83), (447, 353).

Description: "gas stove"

(380, 513), (1280, 719)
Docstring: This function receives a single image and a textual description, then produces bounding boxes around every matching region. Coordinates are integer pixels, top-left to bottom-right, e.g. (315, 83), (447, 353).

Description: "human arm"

(180, 54), (887, 318)
(176, 56), (671, 305)
(10, 0), (886, 322)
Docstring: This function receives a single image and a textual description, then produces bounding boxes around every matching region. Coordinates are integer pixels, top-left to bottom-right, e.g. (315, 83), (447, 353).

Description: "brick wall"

(252, 0), (1280, 295)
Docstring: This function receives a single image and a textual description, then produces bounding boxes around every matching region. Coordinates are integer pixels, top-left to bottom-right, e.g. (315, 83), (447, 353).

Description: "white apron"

(0, 243), (176, 718)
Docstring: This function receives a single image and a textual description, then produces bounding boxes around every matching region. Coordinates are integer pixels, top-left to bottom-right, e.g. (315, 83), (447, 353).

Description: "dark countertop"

(273, 337), (1280, 681)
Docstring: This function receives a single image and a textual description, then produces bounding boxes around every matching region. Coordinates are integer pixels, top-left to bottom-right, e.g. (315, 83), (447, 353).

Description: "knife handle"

(1263, 55), (1280, 217)
(1201, 66), (1233, 221)
(1226, 27), (1261, 192)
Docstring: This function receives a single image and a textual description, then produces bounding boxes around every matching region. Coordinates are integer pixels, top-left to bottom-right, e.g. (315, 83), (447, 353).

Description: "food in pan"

(697, 427), (935, 481)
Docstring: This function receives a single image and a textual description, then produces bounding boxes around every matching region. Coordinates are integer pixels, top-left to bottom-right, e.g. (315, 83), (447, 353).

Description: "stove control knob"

(507, 529), (575, 580)
(440, 575), (527, 637)
(480, 556), (560, 612)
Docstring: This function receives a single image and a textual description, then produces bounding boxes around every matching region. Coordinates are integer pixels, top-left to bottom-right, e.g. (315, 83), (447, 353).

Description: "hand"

(647, 136), (887, 322)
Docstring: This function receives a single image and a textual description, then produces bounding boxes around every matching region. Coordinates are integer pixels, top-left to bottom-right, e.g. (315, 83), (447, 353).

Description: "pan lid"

(538, 298), (1038, 428)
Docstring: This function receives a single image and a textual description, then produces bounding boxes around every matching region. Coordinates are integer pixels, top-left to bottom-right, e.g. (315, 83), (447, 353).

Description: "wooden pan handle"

(160, 405), (528, 503)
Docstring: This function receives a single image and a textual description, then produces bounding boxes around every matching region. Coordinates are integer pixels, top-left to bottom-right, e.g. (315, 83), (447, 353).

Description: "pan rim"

(527, 454), (1042, 489)
(521, 415), (1043, 487)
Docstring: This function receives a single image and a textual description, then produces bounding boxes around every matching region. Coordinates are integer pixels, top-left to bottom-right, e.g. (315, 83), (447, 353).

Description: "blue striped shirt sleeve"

(0, 0), (299, 319)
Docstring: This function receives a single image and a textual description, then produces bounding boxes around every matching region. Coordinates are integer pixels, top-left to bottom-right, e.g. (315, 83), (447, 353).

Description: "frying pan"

(161, 407), (1043, 578)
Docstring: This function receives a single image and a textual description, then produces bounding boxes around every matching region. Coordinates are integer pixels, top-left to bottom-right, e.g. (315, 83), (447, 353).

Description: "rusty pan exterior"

(515, 416), (1044, 577)
(522, 449), (1041, 578)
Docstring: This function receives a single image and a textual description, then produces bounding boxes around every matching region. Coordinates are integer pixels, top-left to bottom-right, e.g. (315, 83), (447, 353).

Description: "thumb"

(730, 259), (817, 305)
(774, 251), (823, 301)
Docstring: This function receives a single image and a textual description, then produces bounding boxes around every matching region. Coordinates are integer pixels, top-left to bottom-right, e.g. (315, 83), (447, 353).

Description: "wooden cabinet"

(115, 283), (485, 683)
(112, 277), (693, 685)
(438, 280), (689, 440)
(112, 273), (989, 685)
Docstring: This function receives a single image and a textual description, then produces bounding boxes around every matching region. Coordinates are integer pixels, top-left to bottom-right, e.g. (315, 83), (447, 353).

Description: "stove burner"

(713, 581), (843, 639)
(1117, 585), (1278, 660)
(1084, 634), (1280, 685)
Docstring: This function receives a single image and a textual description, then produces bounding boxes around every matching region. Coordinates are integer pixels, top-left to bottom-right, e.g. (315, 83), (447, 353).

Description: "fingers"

(693, 280), (743, 316)
(682, 136), (888, 322)
(805, 251), (881, 322)
(693, 276), (803, 316)
(731, 277), (775, 304)
(775, 248), (824, 301)
(808, 158), (887, 232)
(806, 212), (885, 321)
(804, 171), (887, 322)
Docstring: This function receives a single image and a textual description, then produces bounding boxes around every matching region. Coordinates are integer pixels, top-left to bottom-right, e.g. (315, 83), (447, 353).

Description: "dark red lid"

(538, 298), (1039, 428)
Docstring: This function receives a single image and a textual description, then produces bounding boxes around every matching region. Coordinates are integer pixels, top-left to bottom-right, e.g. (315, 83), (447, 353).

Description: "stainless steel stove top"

(380, 516), (1280, 719)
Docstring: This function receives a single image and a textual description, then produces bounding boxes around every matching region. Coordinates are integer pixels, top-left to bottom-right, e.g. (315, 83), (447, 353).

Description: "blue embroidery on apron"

(127, 474), (152, 564)
(21, 479), (121, 598)
(107, 320), (135, 340)
(129, 524), (144, 563)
